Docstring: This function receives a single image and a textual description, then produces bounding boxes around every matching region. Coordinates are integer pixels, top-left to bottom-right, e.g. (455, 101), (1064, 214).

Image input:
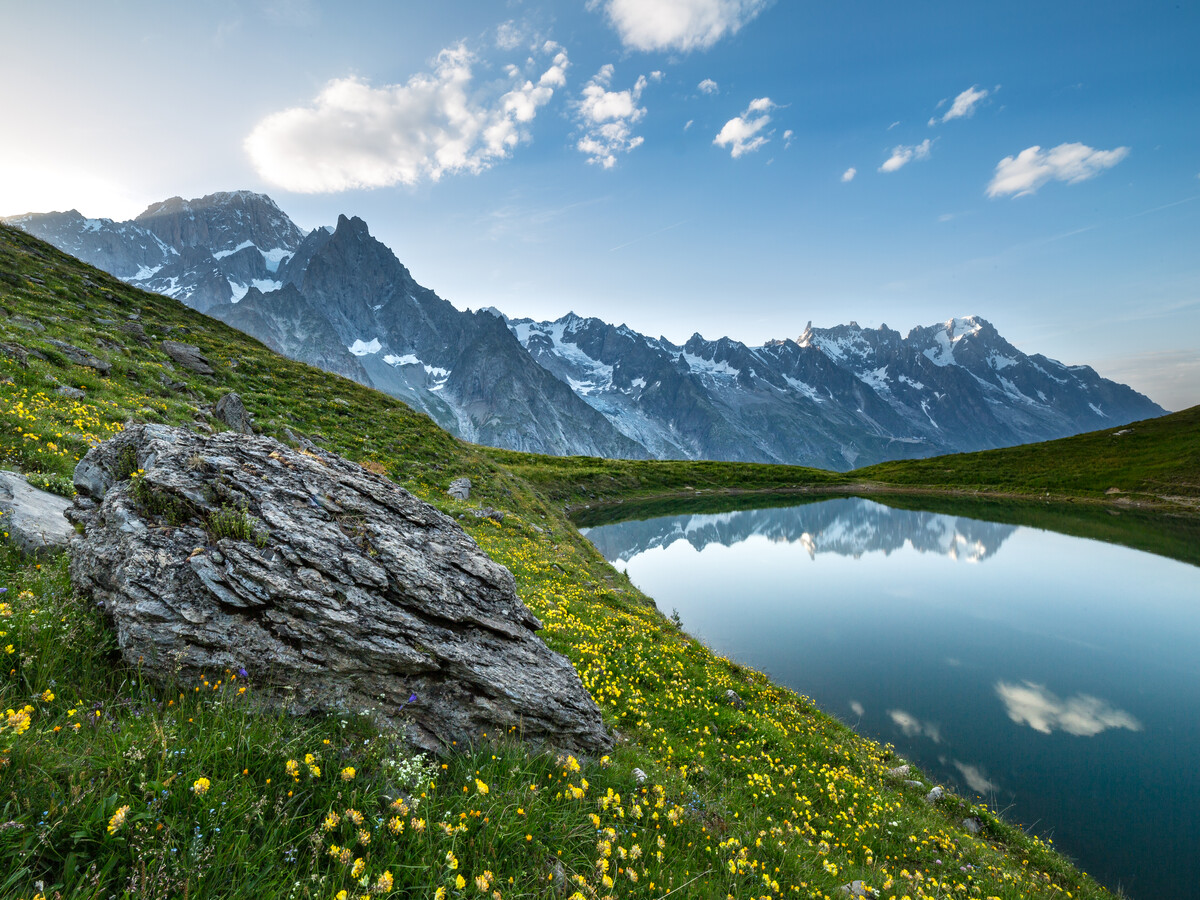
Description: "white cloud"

(995, 681), (1143, 736)
(684, 119), (694, 130)
(698, 78), (719, 94)
(495, 20), (529, 50)
(713, 97), (774, 158)
(244, 42), (569, 192)
(597, 0), (771, 52)
(879, 138), (933, 173)
(929, 85), (989, 126)
(575, 66), (661, 168)
(782, 128), (793, 149)
(841, 166), (857, 182)
(986, 142), (1130, 198)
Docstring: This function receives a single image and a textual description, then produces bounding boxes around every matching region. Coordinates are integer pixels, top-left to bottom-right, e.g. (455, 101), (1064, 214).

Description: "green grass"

(852, 406), (1200, 506)
(0, 222), (1127, 899)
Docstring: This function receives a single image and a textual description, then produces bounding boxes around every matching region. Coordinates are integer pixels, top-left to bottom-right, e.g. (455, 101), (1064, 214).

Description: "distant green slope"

(852, 405), (1200, 507)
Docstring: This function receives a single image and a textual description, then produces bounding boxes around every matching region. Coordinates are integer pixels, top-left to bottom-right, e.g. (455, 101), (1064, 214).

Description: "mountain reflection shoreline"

(582, 496), (1018, 564)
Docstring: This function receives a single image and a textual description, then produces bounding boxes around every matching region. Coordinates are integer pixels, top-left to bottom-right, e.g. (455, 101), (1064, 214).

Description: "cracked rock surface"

(67, 424), (611, 756)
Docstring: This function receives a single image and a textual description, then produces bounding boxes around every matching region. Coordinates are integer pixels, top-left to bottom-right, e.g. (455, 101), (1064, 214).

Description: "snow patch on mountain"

(213, 240), (256, 260)
(348, 338), (382, 356)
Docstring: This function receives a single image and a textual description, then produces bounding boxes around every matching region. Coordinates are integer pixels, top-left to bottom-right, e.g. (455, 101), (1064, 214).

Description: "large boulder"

(66, 424), (611, 756)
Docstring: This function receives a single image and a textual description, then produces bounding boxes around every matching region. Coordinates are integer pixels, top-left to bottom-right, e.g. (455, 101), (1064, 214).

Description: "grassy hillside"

(0, 223), (1116, 899)
(852, 406), (1200, 507)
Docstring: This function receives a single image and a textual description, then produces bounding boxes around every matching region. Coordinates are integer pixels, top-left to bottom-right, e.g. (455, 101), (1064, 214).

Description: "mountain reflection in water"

(581, 497), (1200, 900)
(582, 497), (1017, 564)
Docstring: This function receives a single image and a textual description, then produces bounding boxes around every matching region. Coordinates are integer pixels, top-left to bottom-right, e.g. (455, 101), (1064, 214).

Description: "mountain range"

(7, 191), (1166, 468)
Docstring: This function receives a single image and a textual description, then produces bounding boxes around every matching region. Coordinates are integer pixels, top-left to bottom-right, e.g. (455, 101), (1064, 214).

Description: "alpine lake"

(578, 494), (1200, 899)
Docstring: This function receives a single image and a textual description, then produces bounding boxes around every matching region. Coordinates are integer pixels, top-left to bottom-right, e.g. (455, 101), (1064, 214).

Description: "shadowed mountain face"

(9, 192), (1165, 467)
(581, 498), (1018, 564)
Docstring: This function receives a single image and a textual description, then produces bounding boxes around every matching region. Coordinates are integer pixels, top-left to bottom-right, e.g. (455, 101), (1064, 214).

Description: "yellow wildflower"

(107, 804), (130, 835)
(191, 777), (211, 796)
(340, 766), (356, 781)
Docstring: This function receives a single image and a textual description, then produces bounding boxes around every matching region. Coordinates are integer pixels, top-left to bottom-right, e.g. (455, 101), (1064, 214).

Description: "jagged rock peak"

(67, 424), (613, 756)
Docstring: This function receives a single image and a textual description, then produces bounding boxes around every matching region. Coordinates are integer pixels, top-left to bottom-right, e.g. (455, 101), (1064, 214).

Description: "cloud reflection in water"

(995, 681), (1142, 736)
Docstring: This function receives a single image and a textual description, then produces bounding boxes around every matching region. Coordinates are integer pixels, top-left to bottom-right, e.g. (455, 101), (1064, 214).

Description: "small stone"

(839, 881), (876, 898)
(45, 339), (111, 375)
(962, 816), (983, 834)
(725, 689), (746, 710)
(885, 764), (910, 778)
(161, 340), (214, 376)
(447, 477), (471, 501)
(470, 507), (505, 522)
(214, 392), (254, 434)
(0, 471), (74, 556)
(925, 786), (944, 804)
(11, 315), (45, 332)
(904, 779), (925, 788)
(56, 385), (86, 400)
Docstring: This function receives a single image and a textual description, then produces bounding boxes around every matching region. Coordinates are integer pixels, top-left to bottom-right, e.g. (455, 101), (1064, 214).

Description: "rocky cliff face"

(508, 312), (1166, 468)
(67, 424), (612, 756)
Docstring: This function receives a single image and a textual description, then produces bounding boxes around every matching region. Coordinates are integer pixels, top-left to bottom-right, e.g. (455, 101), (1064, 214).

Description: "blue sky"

(4, 0), (1198, 409)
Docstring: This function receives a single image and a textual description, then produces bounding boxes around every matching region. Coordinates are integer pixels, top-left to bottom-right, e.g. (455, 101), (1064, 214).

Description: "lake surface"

(582, 497), (1200, 899)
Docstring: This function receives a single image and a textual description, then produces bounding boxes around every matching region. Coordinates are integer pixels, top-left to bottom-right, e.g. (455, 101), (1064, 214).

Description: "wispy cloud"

(995, 681), (1142, 736)
(244, 42), (569, 192)
(713, 97), (775, 158)
(595, 0), (772, 52)
(929, 85), (990, 126)
(698, 77), (719, 94)
(879, 138), (933, 173)
(609, 218), (690, 251)
(841, 166), (857, 182)
(574, 66), (662, 168)
(987, 142), (1130, 198)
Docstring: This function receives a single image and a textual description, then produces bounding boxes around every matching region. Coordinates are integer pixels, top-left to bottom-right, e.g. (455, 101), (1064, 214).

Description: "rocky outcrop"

(66, 424), (611, 756)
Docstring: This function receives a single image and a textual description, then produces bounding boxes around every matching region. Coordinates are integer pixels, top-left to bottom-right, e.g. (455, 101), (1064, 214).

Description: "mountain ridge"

(8, 191), (1166, 468)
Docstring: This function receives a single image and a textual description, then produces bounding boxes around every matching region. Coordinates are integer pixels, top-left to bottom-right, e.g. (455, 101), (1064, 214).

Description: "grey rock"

(67, 424), (611, 757)
(905, 780), (925, 788)
(470, 507), (505, 522)
(161, 341), (214, 376)
(962, 816), (983, 834)
(0, 342), (30, 367)
(885, 764), (911, 779)
(725, 689), (745, 709)
(447, 477), (471, 501)
(925, 786), (945, 804)
(11, 315), (45, 332)
(56, 385), (86, 400)
(45, 339), (111, 375)
(214, 392), (254, 434)
(839, 881), (876, 898)
(0, 471), (74, 555)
